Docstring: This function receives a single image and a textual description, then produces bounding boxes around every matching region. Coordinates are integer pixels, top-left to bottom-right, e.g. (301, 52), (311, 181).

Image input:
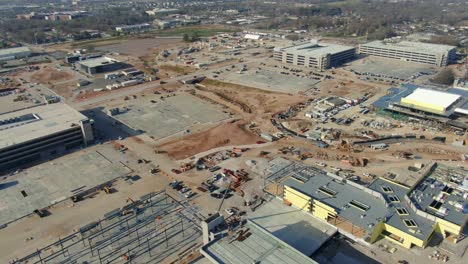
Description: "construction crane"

(217, 178), (232, 213)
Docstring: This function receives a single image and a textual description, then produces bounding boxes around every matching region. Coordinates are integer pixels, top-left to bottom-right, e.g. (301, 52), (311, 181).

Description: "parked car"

(180, 187), (190, 194)
(209, 166), (221, 172)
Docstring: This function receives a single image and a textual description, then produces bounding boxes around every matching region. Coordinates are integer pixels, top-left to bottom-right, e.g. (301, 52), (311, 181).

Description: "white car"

(180, 187), (190, 194)
(315, 162), (326, 167)
(184, 191), (193, 198)
(224, 208), (235, 216)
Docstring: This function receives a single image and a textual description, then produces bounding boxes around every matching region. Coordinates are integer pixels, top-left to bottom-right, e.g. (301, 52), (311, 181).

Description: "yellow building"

(399, 88), (461, 115)
(281, 164), (467, 249)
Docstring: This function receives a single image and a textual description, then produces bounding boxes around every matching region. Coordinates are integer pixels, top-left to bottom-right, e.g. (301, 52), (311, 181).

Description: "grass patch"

(325, 0), (362, 7)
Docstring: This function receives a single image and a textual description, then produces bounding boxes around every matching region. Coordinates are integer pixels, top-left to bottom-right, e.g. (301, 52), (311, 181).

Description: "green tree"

(431, 69), (455, 85)
(190, 32), (200, 42)
(183, 33), (190, 42)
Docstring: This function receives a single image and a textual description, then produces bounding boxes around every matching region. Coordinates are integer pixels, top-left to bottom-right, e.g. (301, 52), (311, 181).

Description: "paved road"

(70, 77), (182, 109)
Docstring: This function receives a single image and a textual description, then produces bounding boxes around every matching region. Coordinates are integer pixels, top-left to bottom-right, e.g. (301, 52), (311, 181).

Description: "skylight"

(318, 186), (337, 197)
(349, 200), (370, 211)
(429, 200), (443, 210)
(396, 208), (409, 215)
(388, 195), (400, 203)
(403, 219), (417, 228)
(381, 186), (393, 193)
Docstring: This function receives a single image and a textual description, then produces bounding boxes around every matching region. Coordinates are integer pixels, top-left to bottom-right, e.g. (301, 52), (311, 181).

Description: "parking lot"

(345, 56), (437, 81)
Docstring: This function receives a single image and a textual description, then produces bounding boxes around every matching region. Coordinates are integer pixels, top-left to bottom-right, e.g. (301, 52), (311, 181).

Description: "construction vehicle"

(149, 167), (160, 174)
(33, 209), (49, 218)
(103, 186), (112, 194)
(121, 197), (141, 216)
(180, 162), (194, 172)
(299, 152), (313, 160)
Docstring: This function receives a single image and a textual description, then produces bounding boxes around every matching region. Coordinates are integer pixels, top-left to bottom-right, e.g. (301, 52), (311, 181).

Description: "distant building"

(77, 57), (125, 75)
(273, 41), (355, 71)
(0, 103), (94, 171)
(373, 84), (468, 130)
(145, 8), (179, 16)
(16, 11), (88, 20)
(115, 23), (151, 34)
(399, 88), (462, 116)
(358, 40), (457, 67)
(0, 47), (32, 62)
(153, 19), (200, 29)
(244, 34), (262, 40)
(65, 53), (102, 64)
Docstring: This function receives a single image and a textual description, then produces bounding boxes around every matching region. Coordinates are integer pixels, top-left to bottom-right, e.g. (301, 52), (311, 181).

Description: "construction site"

(9, 191), (202, 264)
(0, 30), (467, 264)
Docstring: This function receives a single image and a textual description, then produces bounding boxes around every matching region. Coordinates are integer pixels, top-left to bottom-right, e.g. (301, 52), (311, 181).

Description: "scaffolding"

(10, 191), (202, 264)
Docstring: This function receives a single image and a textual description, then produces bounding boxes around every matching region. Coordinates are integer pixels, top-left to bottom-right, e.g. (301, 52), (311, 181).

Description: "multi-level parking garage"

(358, 41), (456, 67)
(0, 103), (94, 171)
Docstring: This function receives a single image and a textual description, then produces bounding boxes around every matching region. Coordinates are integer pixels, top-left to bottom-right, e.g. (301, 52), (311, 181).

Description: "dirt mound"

(158, 120), (260, 160)
(31, 67), (73, 84)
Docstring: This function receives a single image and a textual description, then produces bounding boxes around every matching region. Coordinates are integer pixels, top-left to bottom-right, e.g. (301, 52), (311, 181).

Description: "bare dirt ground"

(158, 64), (197, 77)
(318, 78), (377, 98)
(158, 120), (260, 160)
(50, 81), (76, 98)
(96, 37), (182, 57)
(196, 79), (306, 132)
(30, 66), (74, 84)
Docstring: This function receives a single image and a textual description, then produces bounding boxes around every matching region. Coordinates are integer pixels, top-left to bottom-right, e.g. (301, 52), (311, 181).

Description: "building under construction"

(264, 162), (467, 249)
(10, 191), (202, 264)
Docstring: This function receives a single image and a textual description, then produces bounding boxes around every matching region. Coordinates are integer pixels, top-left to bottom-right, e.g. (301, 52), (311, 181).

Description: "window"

(381, 186), (393, 193)
(396, 208), (409, 215)
(388, 195), (400, 203)
(349, 200), (370, 211)
(429, 200), (442, 210)
(403, 219), (417, 228)
(318, 186), (337, 197)
(442, 186), (453, 194)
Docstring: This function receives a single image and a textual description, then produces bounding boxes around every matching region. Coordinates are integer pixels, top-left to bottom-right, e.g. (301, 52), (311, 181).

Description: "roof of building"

(361, 40), (456, 54)
(283, 168), (388, 230)
(0, 47), (31, 57)
(147, 8), (179, 13)
(0, 103), (88, 150)
(278, 41), (354, 58)
(408, 164), (467, 227)
(402, 88), (461, 109)
(200, 220), (318, 264)
(78, 56), (120, 68)
(115, 23), (151, 30)
(368, 178), (435, 240)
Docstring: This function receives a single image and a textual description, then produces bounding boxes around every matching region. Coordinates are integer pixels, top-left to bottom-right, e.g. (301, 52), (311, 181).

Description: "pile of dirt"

(31, 67), (73, 84)
(158, 120), (260, 160)
(197, 79), (305, 131)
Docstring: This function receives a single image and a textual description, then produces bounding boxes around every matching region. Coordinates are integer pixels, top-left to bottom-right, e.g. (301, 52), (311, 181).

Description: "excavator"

(121, 197), (141, 216)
